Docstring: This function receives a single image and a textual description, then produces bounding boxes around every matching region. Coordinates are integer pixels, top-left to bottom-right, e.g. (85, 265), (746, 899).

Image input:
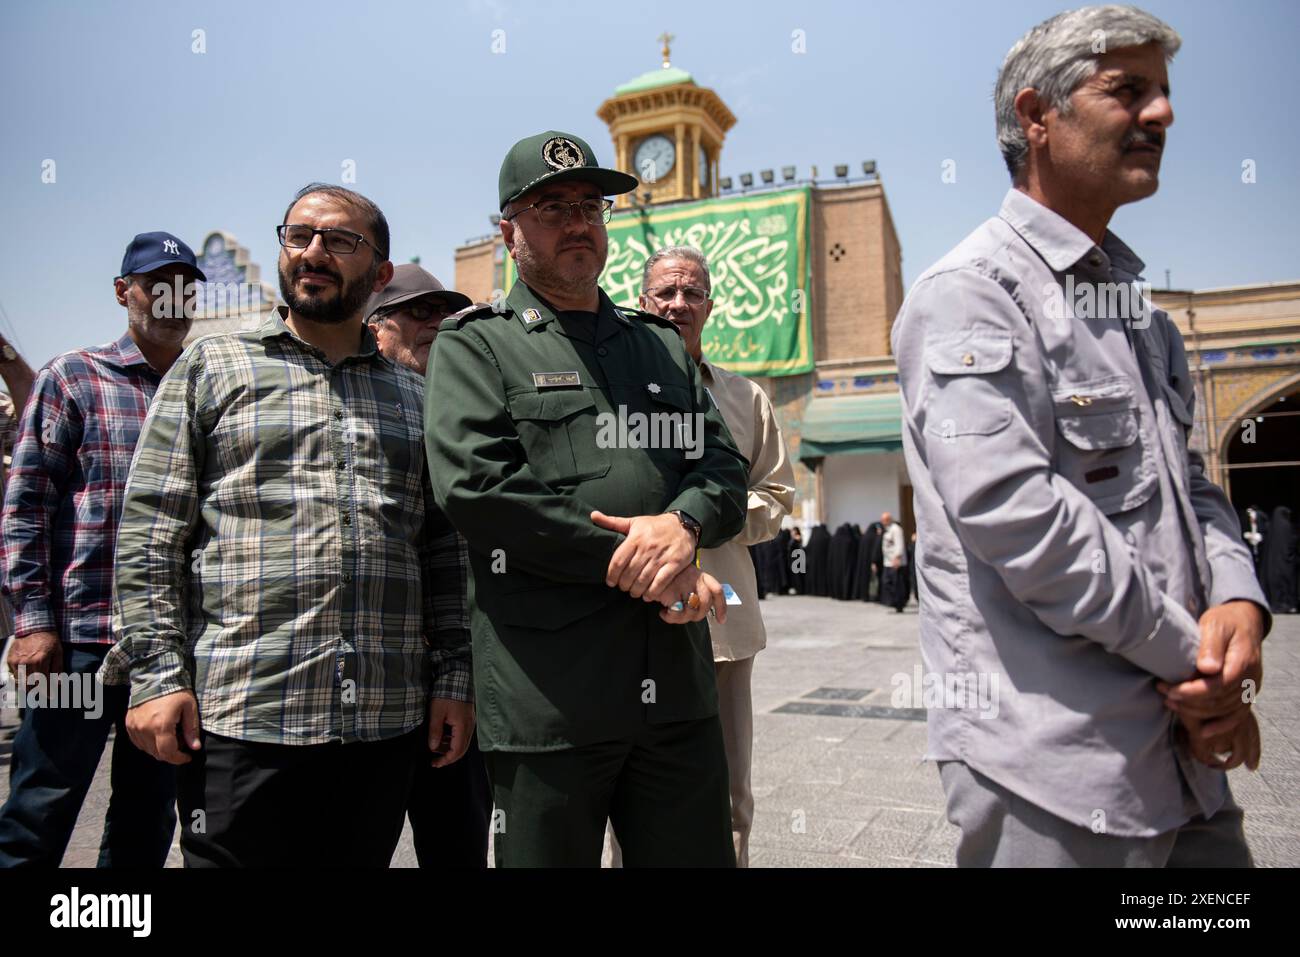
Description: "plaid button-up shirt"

(2, 333), (162, 644)
(103, 310), (471, 745)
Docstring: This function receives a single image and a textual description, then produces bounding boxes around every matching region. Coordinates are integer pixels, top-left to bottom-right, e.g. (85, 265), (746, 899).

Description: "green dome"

(615, 66), (695, 95)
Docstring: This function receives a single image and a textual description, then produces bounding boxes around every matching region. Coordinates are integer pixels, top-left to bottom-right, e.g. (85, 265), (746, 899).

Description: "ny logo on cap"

(162, 239), (180, 255)
(542, 137), (585, 171)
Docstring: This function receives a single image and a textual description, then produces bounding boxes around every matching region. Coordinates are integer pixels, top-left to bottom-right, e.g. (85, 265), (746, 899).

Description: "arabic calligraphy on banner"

(506, 187), (813, 376)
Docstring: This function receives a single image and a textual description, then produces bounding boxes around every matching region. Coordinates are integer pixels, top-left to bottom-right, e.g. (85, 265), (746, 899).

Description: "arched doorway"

(1221, 379), (1300, 516)
(1220, 378), (1300, 614)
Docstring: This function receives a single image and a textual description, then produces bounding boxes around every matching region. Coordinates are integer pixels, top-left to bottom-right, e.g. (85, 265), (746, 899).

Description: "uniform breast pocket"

(644, 383), (699, 472)
(508, 389), (612, 485)
(1051, 376), (1156, 514)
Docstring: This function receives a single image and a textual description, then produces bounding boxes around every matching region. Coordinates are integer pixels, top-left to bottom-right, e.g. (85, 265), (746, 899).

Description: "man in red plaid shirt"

(0, 231), (203, 866)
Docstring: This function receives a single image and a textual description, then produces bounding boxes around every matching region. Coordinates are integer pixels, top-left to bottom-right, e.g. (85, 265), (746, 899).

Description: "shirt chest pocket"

(1051, 376), (1157, 514)
(508, 388), (612, 485)
(922, 332), (1014, 439)
(373, 407), (422, 478)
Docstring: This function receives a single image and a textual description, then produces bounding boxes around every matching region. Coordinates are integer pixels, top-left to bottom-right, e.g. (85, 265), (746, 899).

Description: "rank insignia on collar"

(647, 382), (662, 394)
(523, 308), (544, 324)
(533, 371), (582, 389)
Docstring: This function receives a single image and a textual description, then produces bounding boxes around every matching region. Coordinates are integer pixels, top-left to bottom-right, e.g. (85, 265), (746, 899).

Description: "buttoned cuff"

(100, 646), (193, 708)
(1124, 593), (1202, 684)
(12, 597), (55, 638)
(430, 655), (474, 704)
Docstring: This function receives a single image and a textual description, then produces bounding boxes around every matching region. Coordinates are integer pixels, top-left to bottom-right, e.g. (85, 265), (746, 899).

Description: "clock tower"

(596, 34), (737, 209)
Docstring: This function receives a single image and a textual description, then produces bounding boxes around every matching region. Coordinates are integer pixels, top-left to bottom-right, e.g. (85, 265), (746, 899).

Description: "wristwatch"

(669, 509), (702, 543)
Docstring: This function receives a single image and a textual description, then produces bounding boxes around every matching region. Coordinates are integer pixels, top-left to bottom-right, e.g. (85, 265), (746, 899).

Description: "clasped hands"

(590, 510), (727, 625)
(1160, 600), (1264, 772)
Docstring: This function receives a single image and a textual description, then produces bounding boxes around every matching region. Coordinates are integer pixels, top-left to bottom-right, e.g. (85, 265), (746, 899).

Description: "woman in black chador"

(805, 524), (832, 597)
(756, 528), (791, 597)
(828, 523), (858, 600)
(867, 521), (886, 602)
(853, 522), (879, 601)
(788, 527), (807, 595)
(1262, 506), (1298, 614)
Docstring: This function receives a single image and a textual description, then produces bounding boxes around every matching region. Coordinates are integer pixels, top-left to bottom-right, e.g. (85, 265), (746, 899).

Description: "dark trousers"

(407, 734), (492, 868)
(176, 726), (420, 867)
(485, 716), (735, 868)
(0, 643), (177, 868)
(883, 567), (909, 611)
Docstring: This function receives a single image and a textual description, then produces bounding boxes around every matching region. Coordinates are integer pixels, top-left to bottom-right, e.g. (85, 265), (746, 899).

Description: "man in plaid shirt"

(0, 231), (204, 866)
(103, 185), (473, 867)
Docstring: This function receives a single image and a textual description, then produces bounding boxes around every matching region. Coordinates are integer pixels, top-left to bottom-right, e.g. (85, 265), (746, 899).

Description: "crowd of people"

(750, 518), (916, 611)
(0, 4), (1281, 870)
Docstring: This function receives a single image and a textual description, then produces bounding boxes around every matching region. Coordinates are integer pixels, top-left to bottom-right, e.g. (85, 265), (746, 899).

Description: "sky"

(2, 0), (1298, 370)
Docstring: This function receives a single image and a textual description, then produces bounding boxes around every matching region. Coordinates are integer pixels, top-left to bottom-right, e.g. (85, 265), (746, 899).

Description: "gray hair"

(641, 245), (712, 294)
(995, 5), (1180, 179)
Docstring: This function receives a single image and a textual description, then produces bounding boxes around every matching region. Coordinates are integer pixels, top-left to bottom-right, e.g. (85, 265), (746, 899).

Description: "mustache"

(295, 264), (343, 283)
(1122, 128), (1164, 150)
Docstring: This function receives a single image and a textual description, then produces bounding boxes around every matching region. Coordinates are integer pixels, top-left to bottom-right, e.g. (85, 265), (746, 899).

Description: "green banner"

(505, 187), (813, 376)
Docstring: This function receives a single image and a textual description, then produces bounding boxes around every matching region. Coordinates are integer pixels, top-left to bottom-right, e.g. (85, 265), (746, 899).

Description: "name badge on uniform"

(523, 308), (544, 324)
(532, 371), (582, 389)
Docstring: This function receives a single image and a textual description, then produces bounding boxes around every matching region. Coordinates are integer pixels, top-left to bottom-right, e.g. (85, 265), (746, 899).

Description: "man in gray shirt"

(893, 5), (1268, 866)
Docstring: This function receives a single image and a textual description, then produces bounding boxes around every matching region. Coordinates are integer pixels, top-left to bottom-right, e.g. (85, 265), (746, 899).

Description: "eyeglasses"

(647, 284), (710, 306)
(277, 224), (385, 258)
(383, 301), (453, 322)
(504, 199), (613, 228)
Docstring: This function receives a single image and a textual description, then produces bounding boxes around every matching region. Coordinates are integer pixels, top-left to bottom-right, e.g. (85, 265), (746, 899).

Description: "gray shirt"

(892, 189), (1269, 837)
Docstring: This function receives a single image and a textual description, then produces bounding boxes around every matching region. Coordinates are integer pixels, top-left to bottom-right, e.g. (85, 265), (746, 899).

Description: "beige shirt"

(698, 360), (796, 660)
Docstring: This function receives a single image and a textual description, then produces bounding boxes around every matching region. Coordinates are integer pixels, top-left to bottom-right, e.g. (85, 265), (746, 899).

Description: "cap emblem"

(542, 137), (585, 171)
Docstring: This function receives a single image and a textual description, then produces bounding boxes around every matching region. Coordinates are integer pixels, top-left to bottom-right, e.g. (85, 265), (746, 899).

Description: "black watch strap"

(670, 509), (702, 541)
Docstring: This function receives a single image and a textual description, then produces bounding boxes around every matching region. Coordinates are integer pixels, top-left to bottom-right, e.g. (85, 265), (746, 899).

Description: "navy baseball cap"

(117, 231), (207, 281)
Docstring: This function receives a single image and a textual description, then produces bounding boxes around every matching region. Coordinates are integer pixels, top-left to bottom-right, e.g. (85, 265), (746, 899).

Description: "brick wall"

(454, 238), (498, 304)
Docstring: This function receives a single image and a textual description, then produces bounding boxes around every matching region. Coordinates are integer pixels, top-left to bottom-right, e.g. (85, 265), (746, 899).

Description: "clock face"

(634, 134), (676, 184)
(698, 146), (709, 188)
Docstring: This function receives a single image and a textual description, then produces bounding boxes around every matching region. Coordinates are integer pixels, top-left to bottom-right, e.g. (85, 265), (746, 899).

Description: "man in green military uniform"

(424, 130), (749, 867)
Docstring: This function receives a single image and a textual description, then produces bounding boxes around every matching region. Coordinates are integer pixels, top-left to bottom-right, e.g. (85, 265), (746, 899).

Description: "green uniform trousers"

(485, 715), (735, 868)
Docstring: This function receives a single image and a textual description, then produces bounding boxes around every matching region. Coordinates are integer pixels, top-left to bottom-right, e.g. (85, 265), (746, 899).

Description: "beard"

(128, 295), (192, 346)
(279, 259), (378, 325)
(513, 231), (605, 300)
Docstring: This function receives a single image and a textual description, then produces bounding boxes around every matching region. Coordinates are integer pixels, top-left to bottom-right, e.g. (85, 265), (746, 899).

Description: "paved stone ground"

(3, 596), (1297, 867)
